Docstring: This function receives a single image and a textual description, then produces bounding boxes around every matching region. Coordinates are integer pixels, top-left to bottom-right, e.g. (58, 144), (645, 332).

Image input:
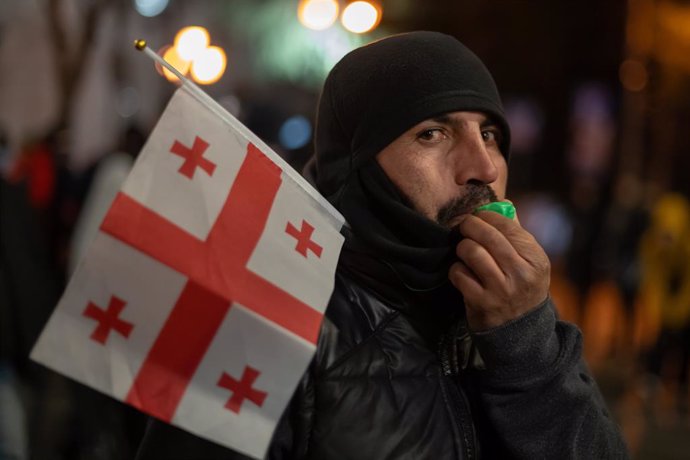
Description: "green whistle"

(474, 201), (516, 219)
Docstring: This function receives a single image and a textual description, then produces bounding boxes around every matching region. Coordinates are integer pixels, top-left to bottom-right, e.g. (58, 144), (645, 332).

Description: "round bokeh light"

(279, 115), (313, 150)
(175, 26), (211, 61)
(134, 0), (169, 17)
(298, 0), (339, 31)
(341, 1), (380, 34)
(190, 46), (227, 84)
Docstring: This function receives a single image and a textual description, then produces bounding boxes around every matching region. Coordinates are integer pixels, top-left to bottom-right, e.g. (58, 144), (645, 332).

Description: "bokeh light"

(190, 46), (227, 85)
(298, 0), (339, 31)
(134, 0), (169, 17)
(279, 115), (312, 150)
(504, 98), (544, 154)
(161, 46), (191, 82)
(619, 59), (648, 92)
(341, 1), (381, 34)
(175, 26), (211, 61)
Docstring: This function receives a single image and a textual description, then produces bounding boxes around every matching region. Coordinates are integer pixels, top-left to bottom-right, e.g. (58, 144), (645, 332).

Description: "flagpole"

(134, 39), (187, 82)
(133, 39), (346, 229)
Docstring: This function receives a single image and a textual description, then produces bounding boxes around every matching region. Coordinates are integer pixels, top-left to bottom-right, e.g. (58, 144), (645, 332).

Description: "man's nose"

(451, 133), (499, 185)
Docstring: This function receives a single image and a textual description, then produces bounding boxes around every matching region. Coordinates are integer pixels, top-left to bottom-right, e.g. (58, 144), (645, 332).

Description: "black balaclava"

(305, 31), (511, 292)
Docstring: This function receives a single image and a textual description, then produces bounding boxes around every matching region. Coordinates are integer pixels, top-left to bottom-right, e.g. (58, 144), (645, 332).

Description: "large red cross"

(169, 136), (216, 179)
(217, 366), (267, 414)
(100, 142), (322, 422)
(285, 220), (323, 258)
(82, 296), (133, 344)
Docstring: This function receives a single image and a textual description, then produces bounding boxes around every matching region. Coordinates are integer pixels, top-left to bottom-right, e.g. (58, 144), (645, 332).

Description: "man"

(136, 31), (628, 459)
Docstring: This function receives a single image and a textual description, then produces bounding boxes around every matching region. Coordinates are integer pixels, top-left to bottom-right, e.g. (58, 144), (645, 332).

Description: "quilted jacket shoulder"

(297, 269), (472, 460)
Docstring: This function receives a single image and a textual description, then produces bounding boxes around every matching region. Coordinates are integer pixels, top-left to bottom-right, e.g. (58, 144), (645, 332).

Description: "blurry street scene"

(2, 0), (690, 458)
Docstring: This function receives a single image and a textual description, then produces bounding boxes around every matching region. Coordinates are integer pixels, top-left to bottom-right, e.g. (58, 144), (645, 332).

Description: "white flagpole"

(133, 39), (346, 229)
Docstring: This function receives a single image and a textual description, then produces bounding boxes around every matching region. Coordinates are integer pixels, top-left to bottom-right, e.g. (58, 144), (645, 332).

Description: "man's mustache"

(437, 183), (498, 228)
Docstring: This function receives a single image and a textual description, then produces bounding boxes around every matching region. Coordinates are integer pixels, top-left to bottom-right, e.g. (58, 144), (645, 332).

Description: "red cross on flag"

(30, 85), (345, 459)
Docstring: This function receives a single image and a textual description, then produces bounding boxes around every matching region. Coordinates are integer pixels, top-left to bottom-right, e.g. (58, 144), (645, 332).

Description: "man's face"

(376, 111), (508, 229)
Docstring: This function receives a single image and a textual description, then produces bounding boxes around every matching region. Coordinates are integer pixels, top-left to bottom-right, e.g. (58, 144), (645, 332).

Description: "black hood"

(305, 31), (510, 292)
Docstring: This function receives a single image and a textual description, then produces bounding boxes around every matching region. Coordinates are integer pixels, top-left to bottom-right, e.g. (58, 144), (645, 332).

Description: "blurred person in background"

(639, 192), (690, 424)
(6, 129), (83, 283)
(2, 125), (138, 459)
(592, 174), (649, 353)
(136, 32), (628, 459)
(7, 133), (58, 211)
(1, 128), (70, 459)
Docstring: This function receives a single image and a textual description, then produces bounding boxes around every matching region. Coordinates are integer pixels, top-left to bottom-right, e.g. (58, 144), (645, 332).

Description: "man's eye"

(417, 128), (445, 142)
(481, 129), (502, 144)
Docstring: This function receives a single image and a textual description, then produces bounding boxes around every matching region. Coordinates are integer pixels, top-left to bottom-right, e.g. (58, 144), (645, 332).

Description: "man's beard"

(436, 183), (498, 229)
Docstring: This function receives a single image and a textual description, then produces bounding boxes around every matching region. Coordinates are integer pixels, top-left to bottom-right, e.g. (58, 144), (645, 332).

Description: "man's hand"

(448, 210), (551, 331)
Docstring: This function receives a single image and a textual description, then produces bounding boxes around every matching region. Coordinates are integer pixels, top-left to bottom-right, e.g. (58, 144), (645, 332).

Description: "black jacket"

(135, 250), (629, 459)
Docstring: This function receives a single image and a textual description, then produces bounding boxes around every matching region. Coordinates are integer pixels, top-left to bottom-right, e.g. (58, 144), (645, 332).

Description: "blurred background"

(1, 0), (690, 458)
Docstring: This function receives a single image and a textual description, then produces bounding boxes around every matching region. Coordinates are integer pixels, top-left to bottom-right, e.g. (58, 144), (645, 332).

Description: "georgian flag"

(31, 85), (345, 459)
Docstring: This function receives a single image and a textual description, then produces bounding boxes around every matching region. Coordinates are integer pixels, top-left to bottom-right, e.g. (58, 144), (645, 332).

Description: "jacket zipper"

(438, 322), (479, 459)
(439, 372), (477, 460)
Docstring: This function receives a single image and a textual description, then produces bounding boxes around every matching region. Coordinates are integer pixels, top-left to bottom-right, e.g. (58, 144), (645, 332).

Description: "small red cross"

(82, 296), (134, 345)
(217, 366), (268, 414)
(285, 220), (323, 258)
(169, 136), (216, 179)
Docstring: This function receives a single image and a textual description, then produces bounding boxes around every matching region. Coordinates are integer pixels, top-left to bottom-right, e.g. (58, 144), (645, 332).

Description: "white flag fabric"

(31, 84), (345, 459)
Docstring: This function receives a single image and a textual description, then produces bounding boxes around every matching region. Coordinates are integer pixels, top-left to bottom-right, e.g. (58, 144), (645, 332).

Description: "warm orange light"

(161, 46), (191, 82)
(298, 0), (339, 31)
(175, 26), (210, 61)
(191, 46), (227, 85)
(341, 1), (381, 34)
(619, 59), (648, 92)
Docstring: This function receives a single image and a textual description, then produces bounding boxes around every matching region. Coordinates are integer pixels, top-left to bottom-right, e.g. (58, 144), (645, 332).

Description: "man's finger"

(457, 214), (523, 268)
(471, 211), (543, 266)
(455, 238), (506, 287)
(448, 260), (484, 299)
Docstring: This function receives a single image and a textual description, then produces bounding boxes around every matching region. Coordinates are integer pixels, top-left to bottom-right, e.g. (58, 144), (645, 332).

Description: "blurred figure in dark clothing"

(592, 173), (649, 354)
(0, 127), (31, 459)
(597, 176), (648, 312)
(6, 129), (91, 284)
(1, 127), (62, 459)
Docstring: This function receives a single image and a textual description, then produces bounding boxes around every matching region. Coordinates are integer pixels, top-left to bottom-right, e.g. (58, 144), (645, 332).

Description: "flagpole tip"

(134, 39), (147, 51)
